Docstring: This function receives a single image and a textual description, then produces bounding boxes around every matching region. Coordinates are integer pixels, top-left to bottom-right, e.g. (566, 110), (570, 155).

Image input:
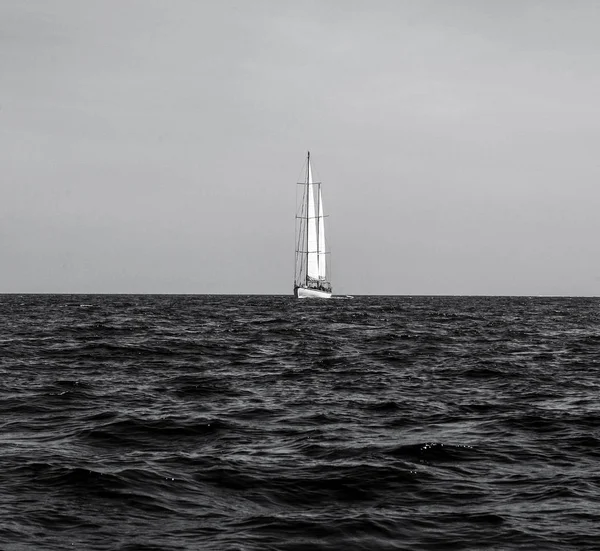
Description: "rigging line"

(295, 183), (306, 286)
(296, 250), (331, 254)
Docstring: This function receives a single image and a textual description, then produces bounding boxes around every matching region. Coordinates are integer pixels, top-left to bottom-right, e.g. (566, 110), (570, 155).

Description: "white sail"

(306, 160), (319, 280)
(317, 187), (326, 280)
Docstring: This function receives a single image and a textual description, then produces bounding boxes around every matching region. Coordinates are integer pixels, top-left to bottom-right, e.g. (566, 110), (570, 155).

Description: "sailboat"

(294, 151), (332, 299)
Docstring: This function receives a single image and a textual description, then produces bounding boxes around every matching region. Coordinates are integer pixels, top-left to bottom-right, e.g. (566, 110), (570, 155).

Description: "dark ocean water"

(1, 294), (599, 550)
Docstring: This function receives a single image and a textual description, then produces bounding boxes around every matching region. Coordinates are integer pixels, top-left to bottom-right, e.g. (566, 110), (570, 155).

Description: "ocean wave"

(1, 294), (599, 550)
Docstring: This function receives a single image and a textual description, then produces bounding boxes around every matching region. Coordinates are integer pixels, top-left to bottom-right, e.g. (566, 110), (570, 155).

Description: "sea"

(1, 294), (599, 550)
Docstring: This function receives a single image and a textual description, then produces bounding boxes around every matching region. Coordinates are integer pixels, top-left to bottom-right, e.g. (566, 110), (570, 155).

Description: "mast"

(305, 151), (310, 287)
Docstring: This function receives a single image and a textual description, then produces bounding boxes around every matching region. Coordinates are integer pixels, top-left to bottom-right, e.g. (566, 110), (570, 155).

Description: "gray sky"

(2, 0), (600, 295)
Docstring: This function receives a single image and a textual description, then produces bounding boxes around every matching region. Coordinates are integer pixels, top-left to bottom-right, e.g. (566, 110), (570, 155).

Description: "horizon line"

(1, 292), (599, 298)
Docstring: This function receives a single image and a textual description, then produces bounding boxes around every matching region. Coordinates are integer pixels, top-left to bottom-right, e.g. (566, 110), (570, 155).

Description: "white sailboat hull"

(295, 286), (332, 299)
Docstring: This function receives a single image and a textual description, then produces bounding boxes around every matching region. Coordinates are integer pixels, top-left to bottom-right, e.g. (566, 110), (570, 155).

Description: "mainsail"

(317, 187), (326, 280)
(305, 159), (328, 281)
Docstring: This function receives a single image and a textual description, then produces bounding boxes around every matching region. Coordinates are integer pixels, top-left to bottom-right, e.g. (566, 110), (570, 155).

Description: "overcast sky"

(2, 0), (600, 295)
